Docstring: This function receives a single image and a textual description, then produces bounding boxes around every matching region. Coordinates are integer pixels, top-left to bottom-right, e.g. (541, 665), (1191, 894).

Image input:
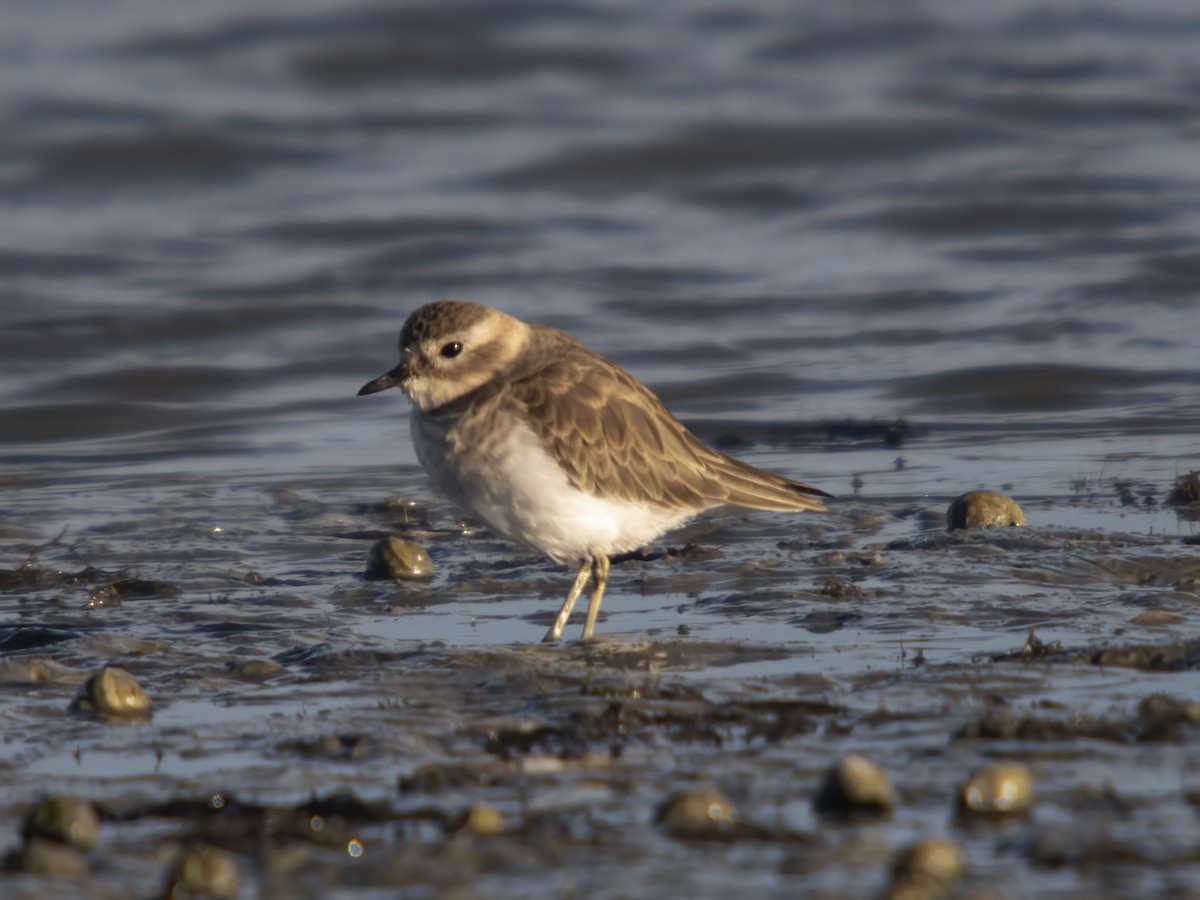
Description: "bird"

(358, 300), (831, 642)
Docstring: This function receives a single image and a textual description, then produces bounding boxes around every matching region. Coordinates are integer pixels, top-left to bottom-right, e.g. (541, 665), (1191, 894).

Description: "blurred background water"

(3, 0), (1199, 491)
(3, 1), (1200, 896)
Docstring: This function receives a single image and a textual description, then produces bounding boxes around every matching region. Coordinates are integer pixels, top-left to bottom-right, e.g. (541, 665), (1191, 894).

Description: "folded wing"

(508, 330), (830, 514)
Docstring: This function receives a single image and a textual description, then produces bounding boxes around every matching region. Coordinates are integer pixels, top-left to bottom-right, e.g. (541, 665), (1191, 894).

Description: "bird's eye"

(440, 341), (463, 359)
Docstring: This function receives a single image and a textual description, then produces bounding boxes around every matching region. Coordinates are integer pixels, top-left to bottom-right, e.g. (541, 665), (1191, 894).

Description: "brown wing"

(507, 328), (830, 513)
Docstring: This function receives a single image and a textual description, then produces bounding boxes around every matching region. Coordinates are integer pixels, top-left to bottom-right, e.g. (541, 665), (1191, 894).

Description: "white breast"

(411, 410), (698, 564)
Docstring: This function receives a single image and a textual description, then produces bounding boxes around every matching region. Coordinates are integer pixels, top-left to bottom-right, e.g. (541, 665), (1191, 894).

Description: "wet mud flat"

(2, 469), (1199, 898)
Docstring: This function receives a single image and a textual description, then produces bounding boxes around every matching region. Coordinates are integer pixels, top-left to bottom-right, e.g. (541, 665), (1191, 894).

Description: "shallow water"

(3, 0), (1200, 896)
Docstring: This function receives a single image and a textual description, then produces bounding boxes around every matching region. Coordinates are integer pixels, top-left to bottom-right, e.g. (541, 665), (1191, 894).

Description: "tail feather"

(707, 452), (832, 513)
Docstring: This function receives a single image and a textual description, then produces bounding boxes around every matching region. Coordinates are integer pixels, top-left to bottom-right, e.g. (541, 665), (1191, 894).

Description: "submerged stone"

(365, 536), (433, 581)
(1129, 609), (1185, 627)
(87, 578), (180, 609)
(5, 838), (88, 877)
(226, 658), (285, 682)
(0, 657), (76, 685)
(655, 788), (738, 840)
(946, 490), (1027, 530)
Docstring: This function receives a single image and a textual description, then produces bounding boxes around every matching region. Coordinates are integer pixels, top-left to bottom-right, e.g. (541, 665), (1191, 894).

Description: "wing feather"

(505, 327), (830, 514)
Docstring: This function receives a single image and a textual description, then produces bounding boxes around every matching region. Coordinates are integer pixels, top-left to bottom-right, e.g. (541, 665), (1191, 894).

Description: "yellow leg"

(543, 560), (591, 643)
(581, 553), (611, 640)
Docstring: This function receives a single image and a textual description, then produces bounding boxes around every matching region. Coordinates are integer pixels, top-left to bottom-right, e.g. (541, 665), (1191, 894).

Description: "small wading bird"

(359, 300), (831, 642)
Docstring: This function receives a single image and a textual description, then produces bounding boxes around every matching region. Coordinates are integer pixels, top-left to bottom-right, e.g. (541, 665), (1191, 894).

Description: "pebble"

(1130, 609), (1185, 627)
(165, 845), (241, 897)
(813, 753), (895, 817)
(226, 658), (285, 682)
(946, 490), (1027, 530)
(71, 666), (152, 718)
(22, 796), (100, 849)
(655, 787), (738, 839)
(958, 762), (1034, 815)
(447, 804), (504, 836)
(365, 536), (433, 581)
(0, 657), (76, 685)
(5, 838), (88, 877)
(889, 837), (968, 899)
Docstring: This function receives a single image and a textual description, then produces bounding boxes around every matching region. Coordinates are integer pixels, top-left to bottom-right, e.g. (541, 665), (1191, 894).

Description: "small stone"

(946, 490), (1027, 530)
(447, 804), (504, 836)
(813, 753), (895, 818)
(365, 536), (433, 581)
(958, 762), (1034, 816)
(0, 657), (75, 685)
(22, 796), (100, 849)
(890, 838), (968, 896)
(165, 846), (241, 898)
(1130, 610), (1185, 627)
(813, 551), (846, 565)
(226, 659), (284, 682)
(655, 788), (738, 839)
(5, 838), (89, 877)
(71, 666), (151, 719)
(1026, 824), (1079, 867)
(399, 763), (472, 793)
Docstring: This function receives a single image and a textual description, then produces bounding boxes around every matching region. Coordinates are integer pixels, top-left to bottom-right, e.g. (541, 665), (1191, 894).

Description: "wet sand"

(3, 463), (1200, 896)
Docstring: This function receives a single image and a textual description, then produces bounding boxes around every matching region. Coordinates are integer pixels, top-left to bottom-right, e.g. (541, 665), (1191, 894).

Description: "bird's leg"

(543, 559), (591, 643)
(580, 552), (611, 640)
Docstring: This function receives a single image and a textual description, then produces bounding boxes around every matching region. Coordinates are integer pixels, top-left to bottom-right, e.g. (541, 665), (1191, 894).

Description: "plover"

(358, 300), (831, 641)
